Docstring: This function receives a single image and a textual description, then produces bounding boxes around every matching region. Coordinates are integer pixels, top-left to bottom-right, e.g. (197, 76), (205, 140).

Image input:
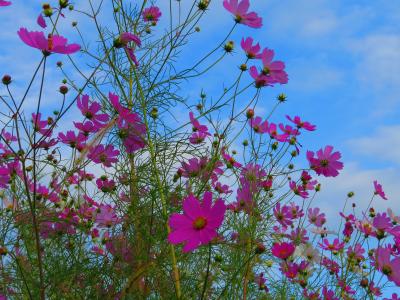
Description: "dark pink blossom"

(249, 116), (268, 133)
(88, 144), (120, 167)
(96, 177), (116, 193)
(306, 145), (343, 177)
(259, 48), (288, 84)
(116, 32), (141, 65)
(168, 192), (226, 252)
(249, 66), (272, 88)
(240, 37), (261, 58)
(221, 147), (242, 168)
(18, 28), (80, 55)
(375, 246), (400, 286)
(318, 238), (344, 252)
(58, 131), (87, 150)
(96, 204), (120, 227)
(109, 93), (146, 153)
(271, 242), (295, 260)
(0, 1), (11, 6)
(223, 0), (262, 28)
(77, 94), (109, 127)
(142, 6), (162, 23)
(286, 115), (316, 131)
(374, 180), (388, 200)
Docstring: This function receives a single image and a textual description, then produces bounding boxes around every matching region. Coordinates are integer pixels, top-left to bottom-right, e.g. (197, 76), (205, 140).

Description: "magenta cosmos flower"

(17, 28), (80, 55)
(114, 32), (141, 66)
(88, 144), (120, 168)
(375, 246), (400, 286)
(223, 0), (262, 28)
(240, 37), (261, 58)
(142, 6), (162, 23)
(259, 48), (288, 84)
(168, 192), (226, 252)
(0, 1), (11, 6)
(373, 180), (388, 200)
(306, 145), (343, 177)
(271, 242), (295, 260)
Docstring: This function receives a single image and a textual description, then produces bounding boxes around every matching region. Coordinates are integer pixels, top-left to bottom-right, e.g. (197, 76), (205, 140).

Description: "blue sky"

(0, 0), (399, 224)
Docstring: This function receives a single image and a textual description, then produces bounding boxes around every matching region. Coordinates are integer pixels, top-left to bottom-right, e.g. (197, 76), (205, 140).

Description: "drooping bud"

(2, 75), (11, 85)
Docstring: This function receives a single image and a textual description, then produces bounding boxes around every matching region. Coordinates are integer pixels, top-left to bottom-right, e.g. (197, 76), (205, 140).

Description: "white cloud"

(348, 125), (400, 166)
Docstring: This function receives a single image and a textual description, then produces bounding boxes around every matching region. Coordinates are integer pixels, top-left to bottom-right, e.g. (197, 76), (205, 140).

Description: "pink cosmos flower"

(373, 180), (388, 200)
(77, 94), (109, 127)
(109, 93), (146, 153)
(306, 145), (343, 177)
(37, 14), (47, 28)
(142, 6), (162, 23)
(267, 122), (289, 142)
(274, 203), (293, 227)
(286, 115), (316, 131)
(88, 144), (120, 167)
(259, 48), (288, 84)
(58, 131), (87, 150)
(18, 28), (80, 55)
(116, 32), (141, 66)
(347, 243), (365, 262)
(0, 166), (10, 189)
(221, 147), (242, 168)
(322, 287), (339, 300)
(213, 181), (232, 194)
(271, 242), (295, 260)
(74, 121), (98, 136)
(168, 192), (226, 252)
(289, 181), (309, 199)
(189, 112), (209, 133)
(96, 177), (116, 193)
(189, 131), (209, 144)
(384, 293), (400, 300)
(249, 116), (268, 133)
(375, 246), (400, 286)
(318, 238), (344, 252)
(223, 0), (262, 28)
(0, 0), (11, 6)
(249, 66), (272, 88)
(95, 204), (120, 227)
(240, 37), (261, 58)
(32, 113), (52, 137)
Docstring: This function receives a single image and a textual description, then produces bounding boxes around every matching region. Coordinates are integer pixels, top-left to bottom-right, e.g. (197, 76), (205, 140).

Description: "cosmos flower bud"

(72, 21), (77, 27)
(2, 75), (11, 85)
(59, 0), (69, 8)
(240, 64), (247, 71)
(277, 93), (287, 102)
(255, 242), (266, 254)
(347, 191), (354, 198)
(224, 41), (234, 53)
(198, 0), (209, 10)
(360, 278), (368, 288)
(59, 85), (68, 94)
(246, 109), (254, 119)
(150, 107), (158, 119)
(56, 61), (62, 67)
(242, 139), (248, 146)
(42, 3), (53, 17)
